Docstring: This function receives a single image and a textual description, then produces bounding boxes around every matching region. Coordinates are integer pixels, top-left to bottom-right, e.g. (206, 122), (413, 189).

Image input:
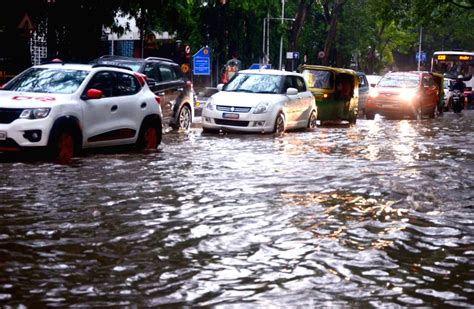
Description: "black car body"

(91, 55), (195, 132)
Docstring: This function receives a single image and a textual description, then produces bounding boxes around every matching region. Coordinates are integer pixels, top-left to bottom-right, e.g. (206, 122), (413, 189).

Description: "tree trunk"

(320, 0), (346, 66)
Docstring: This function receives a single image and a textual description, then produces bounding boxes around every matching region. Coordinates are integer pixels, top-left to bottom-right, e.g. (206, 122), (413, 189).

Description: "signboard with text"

(193, 47), (211, 75)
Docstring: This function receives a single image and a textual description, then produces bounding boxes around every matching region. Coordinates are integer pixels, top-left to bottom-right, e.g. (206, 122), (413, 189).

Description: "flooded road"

(1, 112), (473, 307)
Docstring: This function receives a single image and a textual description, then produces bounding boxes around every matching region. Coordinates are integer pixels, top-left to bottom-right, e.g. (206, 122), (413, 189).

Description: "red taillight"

(154, 96), (161, 105)
(134, 73), (146, 86)
(186, 80), (193, 89)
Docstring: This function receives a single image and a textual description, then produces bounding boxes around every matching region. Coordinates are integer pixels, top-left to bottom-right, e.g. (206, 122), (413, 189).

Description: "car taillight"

(134, 73), (147, 86)
(155, 96), (161, 105)
(186, 80), (193, 89)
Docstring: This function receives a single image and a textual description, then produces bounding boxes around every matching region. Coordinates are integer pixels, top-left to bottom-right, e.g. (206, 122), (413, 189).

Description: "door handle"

(111, 105), (118, 112)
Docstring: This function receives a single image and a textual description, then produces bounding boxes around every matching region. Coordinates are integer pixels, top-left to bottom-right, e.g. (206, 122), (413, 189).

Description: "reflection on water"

(0, 113), (473, 307)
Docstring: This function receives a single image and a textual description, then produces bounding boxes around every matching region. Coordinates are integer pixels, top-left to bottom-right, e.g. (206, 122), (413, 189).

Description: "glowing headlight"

(19, 108), (51, 119)
(369, 90), (379, 98)
(399, 89), (417, 101)
(253, 102), (270, 114)
(205, 97), (215, 111)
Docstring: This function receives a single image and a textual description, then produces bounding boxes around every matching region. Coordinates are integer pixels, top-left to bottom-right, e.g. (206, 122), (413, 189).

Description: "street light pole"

(278, 0), (285, 70)
(417, 26), (423, 71)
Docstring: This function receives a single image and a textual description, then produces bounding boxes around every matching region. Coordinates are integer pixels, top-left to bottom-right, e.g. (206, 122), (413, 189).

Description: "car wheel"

(365, 112), (375, 120)
(47, 127), (77, 164)
(137, 118), (162, 151)
(413, 104), (422, 120)
(273, 112), (286, 134)
(307, 110), (318, 129)
(176, 105), (192, 131)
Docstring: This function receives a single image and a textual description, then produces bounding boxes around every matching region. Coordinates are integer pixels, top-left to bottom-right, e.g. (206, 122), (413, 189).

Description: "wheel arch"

(48, 115), (83, 148)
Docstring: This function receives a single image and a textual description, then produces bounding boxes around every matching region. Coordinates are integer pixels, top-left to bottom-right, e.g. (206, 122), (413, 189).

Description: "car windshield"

(2, 67), (89, 94)
(378, 75), (419, 88)
(301, 70), (333, 89)
(224, 73), (283, 94)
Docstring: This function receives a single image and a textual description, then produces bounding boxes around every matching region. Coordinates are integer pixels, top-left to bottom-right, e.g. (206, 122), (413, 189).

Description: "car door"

(281, 76), (300, 126)
(81, 70), (141, 148)
(294, 76), (314, 126)
(156, 63), (183, 130)
(421, 74), (438, 111)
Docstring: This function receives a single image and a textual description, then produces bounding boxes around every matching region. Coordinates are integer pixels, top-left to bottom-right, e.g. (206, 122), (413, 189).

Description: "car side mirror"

(82, 88), (103, 100)
(286, 87), (298, 95)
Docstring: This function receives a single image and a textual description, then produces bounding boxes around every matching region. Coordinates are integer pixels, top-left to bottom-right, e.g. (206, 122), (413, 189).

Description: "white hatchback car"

(201, 69), (317, 134)
(0, 62), (163, 163)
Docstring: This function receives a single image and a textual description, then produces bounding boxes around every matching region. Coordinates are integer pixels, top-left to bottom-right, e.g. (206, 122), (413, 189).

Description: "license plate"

(222, 113), (239, 119)
(0, 131), (6, 140)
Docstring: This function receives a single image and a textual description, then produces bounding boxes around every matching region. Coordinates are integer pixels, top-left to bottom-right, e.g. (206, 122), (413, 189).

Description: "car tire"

(413, 104), (422, 120)
(47, 126), (78, 164)
(307, 110), (318, 129)
(273, 112), (286, 134)
(365, 112), (375, 120)
(137, 118), (162, 151)
(174, 104), (192, 131)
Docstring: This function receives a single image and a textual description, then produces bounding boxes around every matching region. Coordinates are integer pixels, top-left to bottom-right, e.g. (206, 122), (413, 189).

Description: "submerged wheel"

(175, 105), (192, 131)
(137, 118), (162, 151)
(365, 112), (375, 120)
(412, 104), (422, 120)
(47, 127), (78, 164)
(273, 112), (286, 134)
(307, 110), (318, 129)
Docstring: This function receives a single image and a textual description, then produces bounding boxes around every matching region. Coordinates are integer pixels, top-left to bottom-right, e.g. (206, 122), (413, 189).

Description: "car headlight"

(399, 89), (417, 101)
(369, 89), (379, 98)
(205, 97), (215, 111)
(253, 102), (270, 114)
(19, 108), (51, 119)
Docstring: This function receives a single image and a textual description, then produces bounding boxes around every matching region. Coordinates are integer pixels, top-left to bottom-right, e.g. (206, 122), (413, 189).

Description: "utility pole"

(279, 0), (285, 70)
(417, 26), (423, 71)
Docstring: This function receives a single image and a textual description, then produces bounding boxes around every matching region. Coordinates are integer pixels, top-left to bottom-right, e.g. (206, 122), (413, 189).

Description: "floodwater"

(1, 112), (473, 308)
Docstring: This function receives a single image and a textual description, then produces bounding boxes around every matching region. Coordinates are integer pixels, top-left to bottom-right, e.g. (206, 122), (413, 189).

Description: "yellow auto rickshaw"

(299, 65), (359, 125)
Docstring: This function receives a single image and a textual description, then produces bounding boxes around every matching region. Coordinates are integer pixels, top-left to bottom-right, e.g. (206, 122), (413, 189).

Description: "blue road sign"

(193, 47), (211, 75)
(248, 63), (272, 70)
(416, 51), (426, 62)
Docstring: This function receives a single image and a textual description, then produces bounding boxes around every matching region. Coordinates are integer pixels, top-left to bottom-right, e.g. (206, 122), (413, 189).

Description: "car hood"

(211, 91), (286, 106)
(0, 91), (72, 108)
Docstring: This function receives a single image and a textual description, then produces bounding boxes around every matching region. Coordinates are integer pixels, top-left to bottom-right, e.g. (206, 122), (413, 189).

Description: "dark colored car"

(365, 71), (439, 120)
(91, 55), (195, 132)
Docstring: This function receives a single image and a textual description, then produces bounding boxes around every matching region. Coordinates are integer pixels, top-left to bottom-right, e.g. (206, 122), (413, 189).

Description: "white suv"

(0, 61), (163, 163)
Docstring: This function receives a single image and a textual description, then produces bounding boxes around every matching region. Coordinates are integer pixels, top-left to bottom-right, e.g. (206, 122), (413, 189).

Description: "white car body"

(0, 62), (163, 156)
(201, 69), (317, 133)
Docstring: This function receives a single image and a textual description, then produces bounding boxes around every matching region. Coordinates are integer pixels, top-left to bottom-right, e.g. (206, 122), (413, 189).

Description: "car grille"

(214, 119), (249, 127)
(376, 93), (401, 104)
(0, 108), (23, 124)
(216, 105), (251, 113)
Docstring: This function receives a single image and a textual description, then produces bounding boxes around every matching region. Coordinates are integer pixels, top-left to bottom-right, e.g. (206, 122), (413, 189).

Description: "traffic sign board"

(416, 51), (427, 62)
(286, 52), (300, 60)
(193, 47), (211, 75)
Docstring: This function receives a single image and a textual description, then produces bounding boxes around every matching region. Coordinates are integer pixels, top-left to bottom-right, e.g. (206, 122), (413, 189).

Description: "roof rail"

(91, 63), (133, 71)
(144, 57), (174, 62)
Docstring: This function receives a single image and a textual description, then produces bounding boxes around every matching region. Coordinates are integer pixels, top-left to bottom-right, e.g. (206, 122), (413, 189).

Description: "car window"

(224, 73), (282, 94)
(2, 67), (88, 94)
(115, 72), (141, 96)
(87, 71), (115, 97)
(358, 74), (367, 88)
(378, 75), (419, 88)
(159, 64), (176, 82)
(144, 62), (160, 81)
(294, 76), (307, 92)
(423, 76), (434, 87)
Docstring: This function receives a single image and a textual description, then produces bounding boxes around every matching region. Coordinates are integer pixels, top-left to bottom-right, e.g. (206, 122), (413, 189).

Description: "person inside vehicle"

(451, 75), (466, 92)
